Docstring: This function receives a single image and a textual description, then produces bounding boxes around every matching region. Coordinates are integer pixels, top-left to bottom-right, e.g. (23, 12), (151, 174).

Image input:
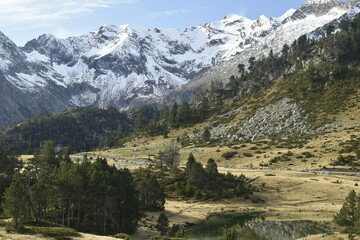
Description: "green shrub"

(194, 190), (203, 200)
(114, 233), (134, 240)
(243, 153), (253, 157)
(30, 227), (80, 239)
(284, 151), (294, 156)
(221, 151), (237, 159)
(5, 223), (14, 233)
(302, 152), (315, 158)
(148, 236), (170, 240)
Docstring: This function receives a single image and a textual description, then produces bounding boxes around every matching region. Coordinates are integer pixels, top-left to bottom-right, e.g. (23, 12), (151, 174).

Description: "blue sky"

(0, 0), (307, 46)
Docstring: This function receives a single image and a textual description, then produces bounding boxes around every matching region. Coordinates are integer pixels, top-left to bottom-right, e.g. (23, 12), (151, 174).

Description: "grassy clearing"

(161, 168), (359, 227)
(298, 232), (360, 240)
(69, 123), (360, 174)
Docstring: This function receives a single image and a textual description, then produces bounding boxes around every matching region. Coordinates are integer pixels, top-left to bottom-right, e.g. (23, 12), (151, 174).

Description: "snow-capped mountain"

(21, 15), (283, 108)
(0, 0), (359, 127)
(161, 0), (360, 104)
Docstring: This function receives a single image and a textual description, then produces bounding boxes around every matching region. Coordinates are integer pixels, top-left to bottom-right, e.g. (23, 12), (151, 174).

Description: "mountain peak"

(305, 0), (338, 5)
(224, 14), (241, 20)
(257, 14), (269, 20)
(274, 8), (296, 23)
(222, 13), (249, 23)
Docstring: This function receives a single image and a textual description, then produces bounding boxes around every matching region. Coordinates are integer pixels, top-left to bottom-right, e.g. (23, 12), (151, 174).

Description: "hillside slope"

(3, 11), (360, 157)
(0, 0), (359, 127)
(157, 0), (360, 104)
(0, 107), (131, 153)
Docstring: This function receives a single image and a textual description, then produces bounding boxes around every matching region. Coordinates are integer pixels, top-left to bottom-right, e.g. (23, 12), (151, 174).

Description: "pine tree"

(62, 147), (71, 163)
(186, 153), (196, 174)
(334, 190), (358, 227)
(34, 140), (58, 168)
(185, 181), (195, 197)
(160, 105), (170, 123)
(188, 162), (208, 188)
(170, 102), (179, 126)
(0, 146), (20, 176)
(202, 129), (211, 143)
(205, 158), (218, 179)
(2, 173), (30, 231)
(175, 103), (186, 124)
(199, 96), (210, 119)
(138, 175), (165, 211)
(237, 64), (245, 74)
(0, 146), (20, 212)
(156, 213), (169, 236)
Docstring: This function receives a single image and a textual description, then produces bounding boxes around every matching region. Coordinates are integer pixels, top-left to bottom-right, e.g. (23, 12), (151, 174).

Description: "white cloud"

(149, 9), (192, 19)
(0, 0), (136, 28)
(238, 8), (247, 18)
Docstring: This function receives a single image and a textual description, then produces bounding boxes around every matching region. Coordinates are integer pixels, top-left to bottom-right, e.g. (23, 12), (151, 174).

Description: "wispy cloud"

(148, 9), (192, 19)
(238, 8), (247, 18)
(0, 0), (136, 28)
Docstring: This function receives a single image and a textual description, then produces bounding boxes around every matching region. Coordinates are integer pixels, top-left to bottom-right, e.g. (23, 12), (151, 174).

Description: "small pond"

(186, 214), (332, 240)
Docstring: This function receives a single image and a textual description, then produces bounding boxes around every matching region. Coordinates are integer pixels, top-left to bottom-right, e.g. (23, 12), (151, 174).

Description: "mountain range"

(0, 0), (359, 128)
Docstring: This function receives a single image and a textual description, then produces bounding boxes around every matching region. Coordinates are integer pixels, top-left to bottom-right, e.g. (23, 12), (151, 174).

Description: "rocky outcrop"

(203, 98), (309, 143)
(244, 220), (331, 240)
(235, 98), (309, 141)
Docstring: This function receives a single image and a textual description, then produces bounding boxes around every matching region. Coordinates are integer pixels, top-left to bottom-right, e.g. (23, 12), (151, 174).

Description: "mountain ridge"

(0, 0), (359, 127)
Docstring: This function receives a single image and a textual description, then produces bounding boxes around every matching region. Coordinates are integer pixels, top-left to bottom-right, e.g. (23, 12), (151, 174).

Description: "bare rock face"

(235, 98), (309, 142)
(244, 220), (332, 240)
(0, 0), (359, 127)
(201, 98), (309, 143)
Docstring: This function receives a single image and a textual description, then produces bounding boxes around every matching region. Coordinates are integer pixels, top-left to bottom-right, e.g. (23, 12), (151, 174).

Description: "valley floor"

(15, 123), (360, 239)
(133, 168), (358, 240)
(165, 168), (358, 224)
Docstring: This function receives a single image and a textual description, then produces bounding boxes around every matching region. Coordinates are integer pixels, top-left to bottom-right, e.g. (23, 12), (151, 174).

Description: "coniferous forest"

(1, 141), (140, 234)
(0, 141), (252, 237)
(1, 10), (360, 240)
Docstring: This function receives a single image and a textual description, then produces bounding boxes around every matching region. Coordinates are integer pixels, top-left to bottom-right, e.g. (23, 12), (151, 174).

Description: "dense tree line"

(1, 141), (254, 237)
(0, 146), (21, 213)
(133, 167), (166, 211)
(135, 152), (253, 201)
(129, 100), (211, 137)
(2, 141), (140, 234)
(176, 154), (253, 199)
(0, 106), (132, 154)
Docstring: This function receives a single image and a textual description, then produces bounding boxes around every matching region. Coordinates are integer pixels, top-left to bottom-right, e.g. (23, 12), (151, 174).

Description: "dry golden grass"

(159, 168), (359, 227)
(19, 155), (33, 163)
(13, 94), (360, 239)
(78, 122), (360, 173)
(297, 232), (360, 240)
(0, 228), (121, 240)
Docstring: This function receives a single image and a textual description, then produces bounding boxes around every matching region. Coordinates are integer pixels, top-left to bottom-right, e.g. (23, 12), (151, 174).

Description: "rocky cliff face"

(0, 0), (359, 127)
